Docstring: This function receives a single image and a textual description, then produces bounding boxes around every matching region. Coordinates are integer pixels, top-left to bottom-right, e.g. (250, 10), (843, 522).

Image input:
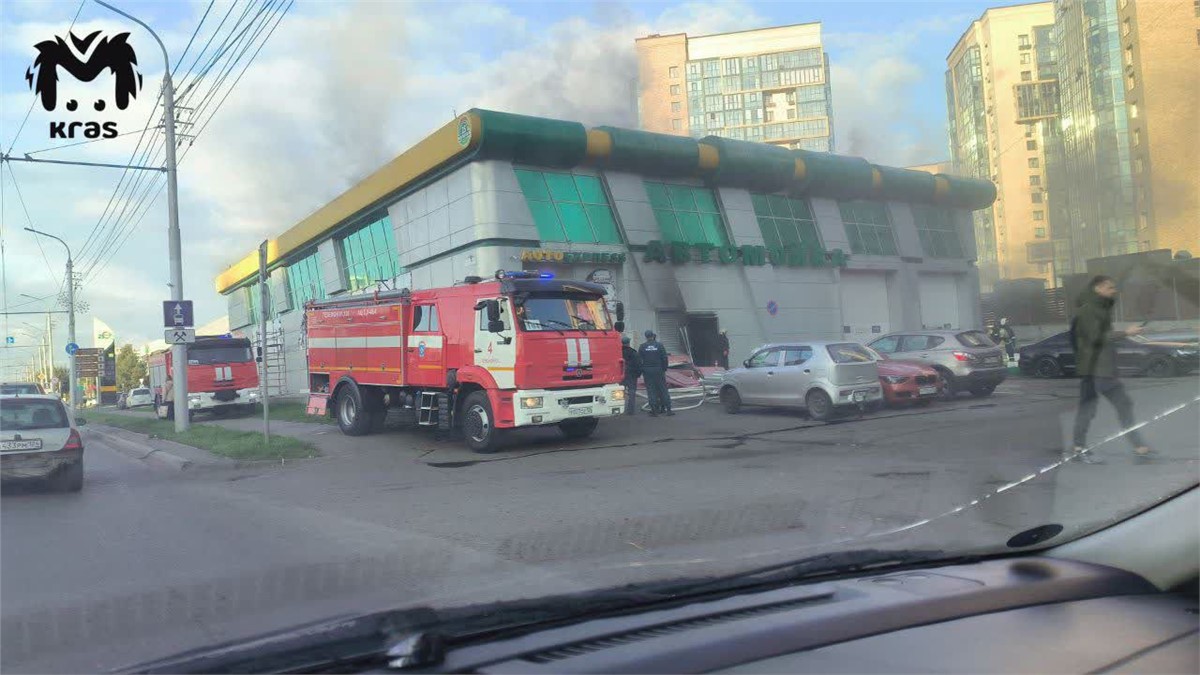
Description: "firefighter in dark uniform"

(638, 329), (673, 416)
(621, 336), (642, 415)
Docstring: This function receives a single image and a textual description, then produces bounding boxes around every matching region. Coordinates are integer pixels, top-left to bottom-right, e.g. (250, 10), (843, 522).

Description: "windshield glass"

(826, 343), (875, 363)
(4, 2), (1198, 673)
(0, 384), (42, 395)
(517, 295), (611, 331)
(957, 330), (994, 347)
(188, 345), (252, 365)
(1, 399), (68, 431)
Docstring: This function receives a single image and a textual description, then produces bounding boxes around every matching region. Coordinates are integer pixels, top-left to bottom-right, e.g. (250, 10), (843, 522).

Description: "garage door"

(918, 274), (960, 329)
(839, 272), (890, 340)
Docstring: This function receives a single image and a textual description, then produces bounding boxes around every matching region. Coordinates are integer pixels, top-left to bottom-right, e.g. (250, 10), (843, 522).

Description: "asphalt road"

(3, 376), (1197, 672)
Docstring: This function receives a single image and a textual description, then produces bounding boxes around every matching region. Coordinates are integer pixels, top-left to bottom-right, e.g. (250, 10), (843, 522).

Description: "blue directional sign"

(163, 300), (194, 328)
(5, 336), (14, 345)
(766, 300), (779, 317)
(65, 342), (79, 355)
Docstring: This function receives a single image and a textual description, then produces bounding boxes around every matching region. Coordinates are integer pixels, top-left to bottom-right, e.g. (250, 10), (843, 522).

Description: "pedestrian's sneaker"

(1073, 446), (1104, 464)
(1133, 447), (1156, 464)
(666, 410), (676, 416)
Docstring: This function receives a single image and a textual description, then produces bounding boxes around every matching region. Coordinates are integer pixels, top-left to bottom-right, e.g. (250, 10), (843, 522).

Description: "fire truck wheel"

(335, 384), (372, 436)
(461, 391), (499, 453)
(559, 417), (599, 439)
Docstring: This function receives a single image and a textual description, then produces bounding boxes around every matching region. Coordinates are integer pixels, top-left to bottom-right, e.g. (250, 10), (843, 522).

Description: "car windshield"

(826, 343), (875, 363)
(188, 345), (252, 365)
(957, 330), (993, 347)
(4, 2), (1198, 673)
(516, 295), (611, 331)
(0, 399), (68, 430)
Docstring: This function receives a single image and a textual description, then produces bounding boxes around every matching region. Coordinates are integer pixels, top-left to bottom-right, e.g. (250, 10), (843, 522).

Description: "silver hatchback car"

(867, 329), (1007, 397)
(718, 341), (882, 420)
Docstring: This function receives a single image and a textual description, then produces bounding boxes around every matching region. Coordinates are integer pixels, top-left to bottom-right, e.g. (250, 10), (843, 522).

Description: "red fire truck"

(305, 271), (627, 452)
(148, 335), (261, 420)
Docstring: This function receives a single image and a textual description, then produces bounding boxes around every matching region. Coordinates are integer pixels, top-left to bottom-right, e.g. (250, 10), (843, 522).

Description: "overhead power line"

(80, 0), (293, 286)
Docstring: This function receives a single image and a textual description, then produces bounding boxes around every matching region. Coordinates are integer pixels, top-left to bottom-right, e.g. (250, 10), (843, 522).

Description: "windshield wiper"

(569, 314), (598, 332)
(123, 548), (962, 673)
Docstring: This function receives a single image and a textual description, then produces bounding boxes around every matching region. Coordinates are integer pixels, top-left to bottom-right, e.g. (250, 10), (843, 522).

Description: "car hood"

(877, 360), (935, 376)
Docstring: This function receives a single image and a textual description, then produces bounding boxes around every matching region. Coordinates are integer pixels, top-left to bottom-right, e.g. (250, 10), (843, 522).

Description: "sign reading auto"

(521, 250), (627, 264)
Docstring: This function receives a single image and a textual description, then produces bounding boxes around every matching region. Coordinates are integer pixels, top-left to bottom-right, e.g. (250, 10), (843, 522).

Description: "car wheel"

(52, 460), (83, 493)
(969, 384), (996, 397)
(1145, 357), (1174, 378)
(720, 387), (742, 414)
(335, 384), (372, 436)
(935, 369), (957, 398)
(1034, 356), (1061, 378)
(462, 391), (500, 453)
(559, 417), (598, 439)
(806, 389), (834, 421)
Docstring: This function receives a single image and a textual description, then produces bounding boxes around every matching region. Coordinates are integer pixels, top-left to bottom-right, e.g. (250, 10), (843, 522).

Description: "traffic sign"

(766, 300), (779, 316)
(5, 336), (13, 345)
(65, 342), (79, 355)
(165, 328), (196, 344)
(163, 300), (194, 328)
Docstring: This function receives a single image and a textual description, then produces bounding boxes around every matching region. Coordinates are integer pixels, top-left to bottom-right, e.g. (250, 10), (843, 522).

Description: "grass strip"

(85, 410), (318, 460)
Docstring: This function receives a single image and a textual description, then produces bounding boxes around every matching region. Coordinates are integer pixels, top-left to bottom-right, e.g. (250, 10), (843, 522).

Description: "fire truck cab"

(148, 336), (261, 420)
(305, 272), (627, 452)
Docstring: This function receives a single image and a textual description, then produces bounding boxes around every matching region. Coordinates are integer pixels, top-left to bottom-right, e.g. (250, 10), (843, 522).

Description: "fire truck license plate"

(568, 406), (593, 416)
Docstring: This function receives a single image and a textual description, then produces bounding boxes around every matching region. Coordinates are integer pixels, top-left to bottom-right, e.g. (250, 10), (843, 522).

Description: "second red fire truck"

(148, 335), (261, 420)
(305, 271), (627, 452)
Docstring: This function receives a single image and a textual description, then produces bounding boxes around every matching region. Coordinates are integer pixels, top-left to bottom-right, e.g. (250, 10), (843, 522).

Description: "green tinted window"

(911, 204), (965, 258)
(288, 251), (325, 310)
(643, 181), (730, 246)
(750, 194), (823, 251)
(513, 169), (623, 244)
(339, 215), (400, 292)
(838, 200), (897, 256)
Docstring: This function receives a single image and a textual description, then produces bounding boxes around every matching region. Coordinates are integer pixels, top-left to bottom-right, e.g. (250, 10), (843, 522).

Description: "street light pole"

(24, 228), (76, 411)
(95, 0), (188, 431)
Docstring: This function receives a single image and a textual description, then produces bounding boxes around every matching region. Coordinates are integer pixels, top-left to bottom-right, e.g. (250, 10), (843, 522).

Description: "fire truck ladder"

(263, 325), (288, 396)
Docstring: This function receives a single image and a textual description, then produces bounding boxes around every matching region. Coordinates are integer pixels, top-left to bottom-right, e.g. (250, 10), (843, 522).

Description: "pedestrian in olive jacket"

(1070, 275), (1153, 462)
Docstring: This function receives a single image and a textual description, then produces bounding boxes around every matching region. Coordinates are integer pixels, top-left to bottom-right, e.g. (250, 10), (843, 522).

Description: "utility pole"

(96, 0), (187, 431)
(24, 228), (76, 411)
(258, 241), (271, 446)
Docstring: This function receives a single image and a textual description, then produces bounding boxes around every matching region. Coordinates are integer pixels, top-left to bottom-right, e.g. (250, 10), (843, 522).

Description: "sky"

(0, 0), (1012, 378)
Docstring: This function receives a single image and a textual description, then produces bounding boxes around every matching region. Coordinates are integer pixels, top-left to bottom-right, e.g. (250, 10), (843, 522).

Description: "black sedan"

(1019, 332), (1200, 378)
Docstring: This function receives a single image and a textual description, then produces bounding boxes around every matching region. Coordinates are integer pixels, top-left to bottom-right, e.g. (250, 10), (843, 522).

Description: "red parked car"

(874, 353), (942, 407)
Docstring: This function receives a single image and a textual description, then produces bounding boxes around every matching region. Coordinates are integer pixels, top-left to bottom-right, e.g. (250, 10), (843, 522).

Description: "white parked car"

(718, 341), (882, 420)
(0, 394), (85, 492)
(126, 387), (154, 408)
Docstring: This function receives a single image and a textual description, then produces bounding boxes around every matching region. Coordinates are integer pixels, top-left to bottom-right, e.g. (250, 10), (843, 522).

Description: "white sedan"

(126, 387), (154, 408)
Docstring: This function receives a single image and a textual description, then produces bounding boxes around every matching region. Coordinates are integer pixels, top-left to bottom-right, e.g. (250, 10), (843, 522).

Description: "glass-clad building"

(216, 109), (995, 394)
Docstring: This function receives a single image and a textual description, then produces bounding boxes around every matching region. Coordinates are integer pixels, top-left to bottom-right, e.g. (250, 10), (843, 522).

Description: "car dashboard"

(422, 557), (1196, 674)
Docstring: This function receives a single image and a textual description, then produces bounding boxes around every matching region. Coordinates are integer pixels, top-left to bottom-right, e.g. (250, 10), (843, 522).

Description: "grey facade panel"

(318, 239), (345, 296)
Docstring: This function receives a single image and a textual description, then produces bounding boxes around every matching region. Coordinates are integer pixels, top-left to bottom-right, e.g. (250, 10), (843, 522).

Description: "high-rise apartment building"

(1047, 0), (1140, 276)
(1115, 0), (1199, 257)
(636, 23), (834, 152)
(946, 2), (1057, 291)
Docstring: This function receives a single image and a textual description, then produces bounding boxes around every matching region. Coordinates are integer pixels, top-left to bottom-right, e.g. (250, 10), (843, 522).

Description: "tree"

(52, 366), (69, 395)
(116, 344), (147, 392)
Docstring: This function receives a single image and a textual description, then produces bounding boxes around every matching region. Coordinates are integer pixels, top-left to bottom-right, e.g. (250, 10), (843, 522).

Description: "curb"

(85, 426), (206, 471)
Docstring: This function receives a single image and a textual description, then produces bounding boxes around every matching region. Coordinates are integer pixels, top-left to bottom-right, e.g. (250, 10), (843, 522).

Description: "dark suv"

(868, 330), (1008, 397)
